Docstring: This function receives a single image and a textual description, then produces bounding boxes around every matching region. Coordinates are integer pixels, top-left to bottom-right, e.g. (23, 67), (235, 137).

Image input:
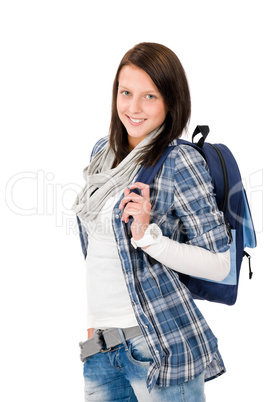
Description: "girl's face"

(117, 64), (168, 150)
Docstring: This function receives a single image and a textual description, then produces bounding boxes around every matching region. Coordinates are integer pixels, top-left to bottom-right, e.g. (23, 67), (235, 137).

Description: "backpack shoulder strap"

(136, 135), (207, 186)
(135, 146), (175, 185)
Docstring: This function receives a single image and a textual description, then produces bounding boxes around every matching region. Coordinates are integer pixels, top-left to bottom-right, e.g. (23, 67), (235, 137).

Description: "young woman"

(73, 42), (231, 401)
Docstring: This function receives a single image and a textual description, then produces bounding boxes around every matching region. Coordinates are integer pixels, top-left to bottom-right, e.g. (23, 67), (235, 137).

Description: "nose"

(128, 96), (142, 114)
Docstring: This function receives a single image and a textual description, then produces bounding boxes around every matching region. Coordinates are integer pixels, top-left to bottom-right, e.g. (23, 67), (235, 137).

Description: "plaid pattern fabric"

(77, 137), (231, 391)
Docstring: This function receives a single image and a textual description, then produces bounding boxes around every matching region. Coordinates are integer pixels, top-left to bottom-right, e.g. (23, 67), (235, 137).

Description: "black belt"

(79, 326), (142, 362)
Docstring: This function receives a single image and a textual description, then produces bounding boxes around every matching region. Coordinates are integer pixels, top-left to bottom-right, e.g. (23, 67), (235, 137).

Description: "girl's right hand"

(87, 328), (94, 339)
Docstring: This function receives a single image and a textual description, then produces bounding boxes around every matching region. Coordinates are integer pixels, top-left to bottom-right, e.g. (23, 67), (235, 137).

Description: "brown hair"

(109, 42), (191, 166)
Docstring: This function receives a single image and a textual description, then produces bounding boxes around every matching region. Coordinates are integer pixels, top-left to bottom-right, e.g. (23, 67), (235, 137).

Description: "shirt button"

(143, 325), (148, 329)
(115, 214), (120, 219)
(155, 350), (160, 355)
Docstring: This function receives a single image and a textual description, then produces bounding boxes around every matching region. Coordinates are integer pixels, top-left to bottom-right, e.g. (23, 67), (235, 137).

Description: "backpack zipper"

(208, 144), (229, 214)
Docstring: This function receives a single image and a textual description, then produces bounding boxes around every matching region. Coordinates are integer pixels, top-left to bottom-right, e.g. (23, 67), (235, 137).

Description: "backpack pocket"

(242, 189), (257, 248)
(190, 229), (237, 285)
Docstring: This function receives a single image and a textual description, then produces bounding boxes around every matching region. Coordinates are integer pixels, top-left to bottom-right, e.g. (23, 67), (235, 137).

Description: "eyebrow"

(118, 84), (159, 94)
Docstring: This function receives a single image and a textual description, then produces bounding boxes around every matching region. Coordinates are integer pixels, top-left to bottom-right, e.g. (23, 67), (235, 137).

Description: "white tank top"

(82, 191), (138, 329)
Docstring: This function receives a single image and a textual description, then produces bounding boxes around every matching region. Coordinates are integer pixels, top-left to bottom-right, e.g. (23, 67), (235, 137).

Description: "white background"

(1, 1), (267, 401)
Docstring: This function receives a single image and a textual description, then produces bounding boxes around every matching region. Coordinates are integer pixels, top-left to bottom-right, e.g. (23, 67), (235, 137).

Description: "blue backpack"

(135, 125), (257, 306)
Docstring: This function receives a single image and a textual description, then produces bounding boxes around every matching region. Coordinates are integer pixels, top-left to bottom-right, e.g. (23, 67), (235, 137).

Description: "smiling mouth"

(126, 115), (146, 125)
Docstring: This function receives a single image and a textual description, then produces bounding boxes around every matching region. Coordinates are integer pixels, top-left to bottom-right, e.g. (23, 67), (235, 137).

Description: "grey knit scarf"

(72, 126), (163, 222)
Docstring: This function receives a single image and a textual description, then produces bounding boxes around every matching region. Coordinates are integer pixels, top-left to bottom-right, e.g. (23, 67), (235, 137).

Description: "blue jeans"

(83, 329), (206, 401)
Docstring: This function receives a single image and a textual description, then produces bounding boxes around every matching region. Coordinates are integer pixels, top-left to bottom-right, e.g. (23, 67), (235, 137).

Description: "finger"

(129, 182), (150, 199)
(121, 200), (151, 224)
(121, 202), (141, 223)
(119, 193), (143, 210)
(123, 187), (131, 197)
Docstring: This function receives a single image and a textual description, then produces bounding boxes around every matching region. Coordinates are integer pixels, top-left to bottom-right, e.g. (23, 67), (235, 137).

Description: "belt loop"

(117, 328), (128, 351)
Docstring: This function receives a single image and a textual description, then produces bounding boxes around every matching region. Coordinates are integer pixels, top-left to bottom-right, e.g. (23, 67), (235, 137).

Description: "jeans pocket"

(127, 334), (153, 367)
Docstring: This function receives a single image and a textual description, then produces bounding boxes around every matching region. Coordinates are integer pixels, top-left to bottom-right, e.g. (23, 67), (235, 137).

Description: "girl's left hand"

(119, 182), (151, 240)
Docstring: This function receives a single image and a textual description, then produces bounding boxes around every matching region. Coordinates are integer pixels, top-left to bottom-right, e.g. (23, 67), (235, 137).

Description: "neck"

(127, 124), (164, 151)
(128, 134), (148, 151)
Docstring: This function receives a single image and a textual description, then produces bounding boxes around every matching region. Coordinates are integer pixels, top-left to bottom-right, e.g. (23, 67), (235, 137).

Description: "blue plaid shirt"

(77, 137), (231, 391)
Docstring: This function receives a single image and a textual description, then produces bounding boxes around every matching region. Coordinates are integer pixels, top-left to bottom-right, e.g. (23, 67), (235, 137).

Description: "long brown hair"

(109, 42), (191, 166)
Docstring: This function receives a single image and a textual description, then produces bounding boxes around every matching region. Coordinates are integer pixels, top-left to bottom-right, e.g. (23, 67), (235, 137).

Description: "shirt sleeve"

(77, 215), (88, 259)
(76, 136), (109, 259)
(173, 144), (231, 253)
(90, 136), (109, 161)
(144, 235), (231, 282)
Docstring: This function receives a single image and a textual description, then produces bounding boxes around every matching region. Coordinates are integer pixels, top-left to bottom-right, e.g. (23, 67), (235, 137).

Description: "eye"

(122, 90), (130, 96)
(145, 94), (155, 100)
